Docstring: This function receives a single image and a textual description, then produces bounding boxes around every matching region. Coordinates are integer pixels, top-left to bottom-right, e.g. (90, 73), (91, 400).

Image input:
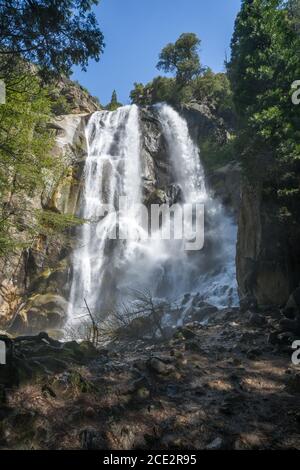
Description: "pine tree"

(227, 0), (300, 222)
(107, 90), (122, 111)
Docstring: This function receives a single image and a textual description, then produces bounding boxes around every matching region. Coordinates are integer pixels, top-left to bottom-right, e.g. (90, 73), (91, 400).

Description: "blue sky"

(73, 0), (241, 105)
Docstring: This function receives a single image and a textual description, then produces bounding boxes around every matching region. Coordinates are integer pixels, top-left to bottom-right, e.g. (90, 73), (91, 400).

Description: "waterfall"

(68, 105), (141, 318)
(68, 103), (238, 325)
(157, 104), (207, 203)
(156, 104), (238, 307)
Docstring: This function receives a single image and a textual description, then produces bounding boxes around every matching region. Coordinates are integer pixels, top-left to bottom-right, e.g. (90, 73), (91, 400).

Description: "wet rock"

(181, 293), (191, 306)
(191, 293), (204, 307)
(144, 189), (168, 206)
(183, 303), (218, 324)
(11, 294), (68, 335)
(221, 308), (240, 321)
(166, 183), (183, 204)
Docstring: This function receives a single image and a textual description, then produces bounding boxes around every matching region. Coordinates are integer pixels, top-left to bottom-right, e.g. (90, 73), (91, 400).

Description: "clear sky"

(72, 0), (242, 106)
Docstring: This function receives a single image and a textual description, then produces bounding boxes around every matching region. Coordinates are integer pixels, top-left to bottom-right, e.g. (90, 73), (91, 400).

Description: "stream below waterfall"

(68, 104), (238, 327)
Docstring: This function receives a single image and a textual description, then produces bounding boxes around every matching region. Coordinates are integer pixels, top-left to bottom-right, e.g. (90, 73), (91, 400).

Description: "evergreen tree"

(227, 0), (300, 222)
(107, 90), (122, 111)
(0, 0), (105, 79)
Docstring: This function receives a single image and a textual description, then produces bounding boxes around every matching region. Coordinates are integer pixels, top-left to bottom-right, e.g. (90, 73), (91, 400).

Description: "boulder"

(248, 312), (267, 327)
(183, 302), (218, 324)
(10, 294), (69, 335)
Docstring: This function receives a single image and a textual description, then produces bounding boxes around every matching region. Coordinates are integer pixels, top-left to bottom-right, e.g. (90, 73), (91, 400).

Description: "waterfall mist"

(68, 103), (238, 326)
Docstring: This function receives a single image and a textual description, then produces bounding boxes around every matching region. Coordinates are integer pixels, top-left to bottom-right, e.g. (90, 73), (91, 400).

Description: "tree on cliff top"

(106, 89), (122, 111)
(0, 0), (105, 78)
(157, 33), (202, 84)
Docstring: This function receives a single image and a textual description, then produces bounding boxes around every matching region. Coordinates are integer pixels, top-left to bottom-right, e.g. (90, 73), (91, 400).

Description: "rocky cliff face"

(51, 77), (102, 114)
(237, 182), (300, 309)
(1, 112), (89, 335)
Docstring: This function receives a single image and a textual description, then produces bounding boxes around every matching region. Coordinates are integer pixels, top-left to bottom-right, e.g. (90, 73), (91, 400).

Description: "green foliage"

(0, 0), (105, 78)
(106, 90), (122, 111)
(0, 64), (82, 256)
(192, 70), (235, 124)
(0, 0), (103, 258)
(0, 71), (54, 194)
(200, 136), (236, 170)
(130, 70), (235, 127)
(157, 33), (202, 84)
(130, 34), (235, 130)
(130, 77), (181, 105)
(48, 87), (73, 115)
(227, 0), (300, 223)
(34, 210), (84, 242)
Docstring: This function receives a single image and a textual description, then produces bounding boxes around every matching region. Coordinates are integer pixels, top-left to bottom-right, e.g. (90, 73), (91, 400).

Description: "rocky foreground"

(0, 308), (300, 450)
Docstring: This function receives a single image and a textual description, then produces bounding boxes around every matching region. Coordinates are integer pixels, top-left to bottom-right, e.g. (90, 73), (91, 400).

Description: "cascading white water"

(156, 104), (238, 307)
(157, 104), (207, 203)
(68, 105), (141, 318)
(68, 103), (238, 324)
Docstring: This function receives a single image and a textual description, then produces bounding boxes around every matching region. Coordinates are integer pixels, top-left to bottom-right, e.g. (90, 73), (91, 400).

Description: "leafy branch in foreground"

(0, 63), (84, 257)
(0, 0), (105, 79)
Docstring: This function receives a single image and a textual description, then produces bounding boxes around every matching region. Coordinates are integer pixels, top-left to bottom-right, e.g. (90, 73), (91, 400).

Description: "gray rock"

(248, 312), (267, 327)
(206, 437), (224, 450)
(183, 303), (218, 324)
